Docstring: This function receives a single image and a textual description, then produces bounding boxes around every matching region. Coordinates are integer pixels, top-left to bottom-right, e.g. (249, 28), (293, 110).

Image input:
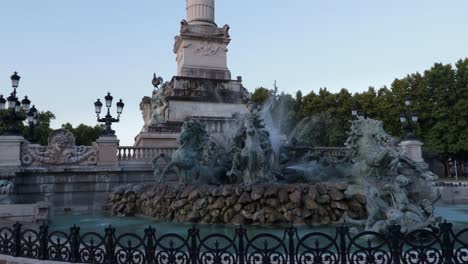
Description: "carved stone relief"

(21, 129), (97, 166)
(193, 41), (226, 57)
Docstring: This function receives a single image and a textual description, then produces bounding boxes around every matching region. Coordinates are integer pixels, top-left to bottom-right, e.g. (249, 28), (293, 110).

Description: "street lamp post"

(400, 96), (418, 140)
(27, 105), (38, 143)
(94, 93), (124, 136)
(0, 72), (33, 136)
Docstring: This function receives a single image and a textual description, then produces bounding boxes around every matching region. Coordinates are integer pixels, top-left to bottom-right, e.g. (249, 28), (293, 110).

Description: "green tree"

(61, 123), (105, 146)
(24, 111), (56, 145)
(251, 87), (271, 105)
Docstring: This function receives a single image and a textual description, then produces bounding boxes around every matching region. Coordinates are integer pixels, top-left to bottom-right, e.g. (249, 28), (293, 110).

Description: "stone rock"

(193, 198), (207, 210)
(209, 197), (225, 209)
(264, 185), (279, 197)
(210, 209), (220, 218)
(306, 186), (317, 200)
(233, 204), (243, 212)
(284, 211), (295, 222)
(241, 210), (253, 220)
(251, 185), (264, 201)
(278, 189), (289, 203)
(244, 203), (256, 212)
(289, 190), (302, 204)
(316, 194), (330, 204)
(321, 216), (331, 225)
(302, 209), (313, 218)
(108, 182), (361, 226)
(232, 214), (245, 225)
(316, 183), (327, 195)
(329, 187), (344, 201)
(304, 199), (318, 210)
(348, 200), (363, 212)
(265, 198), (279, 207)
(238, 192), (252, 204)
(252, 209), (265, 224)
(180, 186), (194, 198)
(268, 211), (285, 223)
(172, 199), (187, 209)
(222, 186), (234, 197)
(225, 195), (238, 207)
(331, 201), (348, 210)
(188, 189), (200, 201)
(211, 187), (222, 197)
(344, 184), (365, 196)
(223, 209), (235, 223)
(335, 182), (349, 191)
(353, 194), (367, 205)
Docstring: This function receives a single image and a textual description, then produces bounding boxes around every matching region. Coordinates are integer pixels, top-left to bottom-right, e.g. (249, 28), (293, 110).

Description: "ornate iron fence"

(0, 222), (466, 264)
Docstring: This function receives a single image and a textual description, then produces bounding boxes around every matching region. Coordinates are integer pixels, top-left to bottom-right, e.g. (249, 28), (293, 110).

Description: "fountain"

(109, 104), (441, 234)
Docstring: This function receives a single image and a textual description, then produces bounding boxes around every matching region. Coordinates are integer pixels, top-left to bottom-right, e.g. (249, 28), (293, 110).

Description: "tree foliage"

(251, 87), (271, 105)
(61, 123), (105, 146)
(263, 58), (468, 174)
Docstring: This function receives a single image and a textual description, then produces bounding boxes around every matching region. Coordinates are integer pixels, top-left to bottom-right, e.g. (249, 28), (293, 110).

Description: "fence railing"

(0, 222), (467, 264)
(117, 147), (176, 162)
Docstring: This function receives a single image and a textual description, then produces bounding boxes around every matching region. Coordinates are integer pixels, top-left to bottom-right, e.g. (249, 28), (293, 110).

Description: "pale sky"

(1, 0), (467, 145)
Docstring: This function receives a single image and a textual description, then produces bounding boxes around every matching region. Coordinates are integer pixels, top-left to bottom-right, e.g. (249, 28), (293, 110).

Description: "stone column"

(96, 136), (120, 167)
(187, 0), (215, 25)
(400, 139), (424, 163)
(0, 136), (25, 168)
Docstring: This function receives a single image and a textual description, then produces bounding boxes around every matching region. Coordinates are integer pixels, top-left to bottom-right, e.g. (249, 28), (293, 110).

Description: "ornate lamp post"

(0, 72), (33, 135)
(26, 105), (38, 143)
(399, 96), (418, 140)
(94, 93), (124, 136)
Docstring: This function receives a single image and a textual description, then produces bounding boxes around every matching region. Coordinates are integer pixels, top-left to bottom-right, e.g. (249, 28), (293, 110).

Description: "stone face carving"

(21, 129), (97, 166)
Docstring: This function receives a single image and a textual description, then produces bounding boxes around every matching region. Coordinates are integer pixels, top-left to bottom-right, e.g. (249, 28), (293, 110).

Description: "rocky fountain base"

(108, 182), (367, 225)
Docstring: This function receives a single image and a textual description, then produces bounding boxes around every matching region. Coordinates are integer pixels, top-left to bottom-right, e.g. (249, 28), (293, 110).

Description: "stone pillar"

(0, 136), (25, 168)
(400, 139), (424, 163)
(96, 136), (119, 166)
(187, 0), (215, 25)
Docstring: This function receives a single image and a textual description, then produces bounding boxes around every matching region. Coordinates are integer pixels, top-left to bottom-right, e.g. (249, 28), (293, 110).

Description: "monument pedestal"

(0, 136), (25, 176)
(400, 139), (424, 163)
(134, 0), (249, 147)
(96, 136), (119, 166)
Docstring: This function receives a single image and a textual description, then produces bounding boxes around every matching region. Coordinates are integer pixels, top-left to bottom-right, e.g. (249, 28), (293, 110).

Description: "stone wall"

(108, 182), (368, 225)
(16, 168), (155, 211)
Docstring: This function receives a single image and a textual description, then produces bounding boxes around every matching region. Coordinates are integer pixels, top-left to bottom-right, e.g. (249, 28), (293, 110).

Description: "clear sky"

(1, 0), (467, 145)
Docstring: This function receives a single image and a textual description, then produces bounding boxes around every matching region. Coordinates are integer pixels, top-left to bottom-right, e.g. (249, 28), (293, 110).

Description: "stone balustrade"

(117, 146), (176, 162)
